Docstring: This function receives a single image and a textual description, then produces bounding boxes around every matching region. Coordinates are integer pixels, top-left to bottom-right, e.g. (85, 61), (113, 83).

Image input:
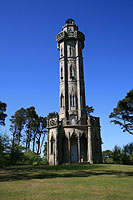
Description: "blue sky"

(0, 0), (133, 151)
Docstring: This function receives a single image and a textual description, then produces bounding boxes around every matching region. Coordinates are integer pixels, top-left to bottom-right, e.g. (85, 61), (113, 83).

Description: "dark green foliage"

(10, 144), (25, 165)
(25, 106), (39, 150)
(85, 105), (94, 116)
(113, 145), (123, 164)
(103, 143), (133, 165)
(109, 89), (133, 135)
(1, 104), (48, 166)
(10, 108), (26, 145)
(43, 142), (47, 157)
(40, 156), (47, 165)
(102, 150), (114, 164)
(47, 111), (58, 119)
(10, 106), (47, 155)
(0, 101), (7, 126)
(23, 150), (42, 165)
(0, 133), (10, 167)
(122, 142), (133, 164)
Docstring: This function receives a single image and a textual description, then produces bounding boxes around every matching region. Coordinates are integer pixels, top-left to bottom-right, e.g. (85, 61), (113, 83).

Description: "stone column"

(47, 130), (49, 163)
(88, 127), (93, 164)
(68, 132), (71, 163)
(55, 128), (59, 165)
(78, 135), (81, 162)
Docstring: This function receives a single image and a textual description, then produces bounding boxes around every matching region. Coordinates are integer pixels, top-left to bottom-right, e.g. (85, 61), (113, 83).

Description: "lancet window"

(60, 94), (64, 107)
(69, 46), (71, 56)
(70, 65), (75, 79)
(51, 136), (54, 154)
(69, 46), (75, 57)
(61, 67), (63, 79)
(70, 94), (75, 107)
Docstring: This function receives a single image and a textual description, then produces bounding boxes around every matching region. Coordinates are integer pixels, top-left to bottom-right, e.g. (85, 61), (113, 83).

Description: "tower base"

(47, 116), (102, 165)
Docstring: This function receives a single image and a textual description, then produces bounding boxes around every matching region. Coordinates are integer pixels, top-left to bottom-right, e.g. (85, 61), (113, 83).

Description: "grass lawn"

(0, 164), (133, 200)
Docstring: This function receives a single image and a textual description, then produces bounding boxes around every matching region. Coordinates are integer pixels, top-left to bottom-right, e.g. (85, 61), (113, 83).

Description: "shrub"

(23, 150), (42, 165)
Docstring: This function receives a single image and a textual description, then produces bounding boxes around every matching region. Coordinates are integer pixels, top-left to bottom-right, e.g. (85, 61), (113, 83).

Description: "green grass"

(0, 164), (133, 200)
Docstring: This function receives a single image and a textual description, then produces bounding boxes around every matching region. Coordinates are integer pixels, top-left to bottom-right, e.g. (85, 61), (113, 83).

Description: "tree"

(47, 111), (58, 119)
(10, 108), (26, 145)
(43, 142), (47, 157)
(122, 142), (133, 164)
(102, 150), (113, 163)
(34, 116), (47, 154)
(109, 89), (133, 135)
(0, 132), (10, 166)
(112, 145), (123, 164)
(25, 106), (39, 150)
(85, 105), (94, 116)
(10, 106), (47, 156)
(0, 101), (7, 126)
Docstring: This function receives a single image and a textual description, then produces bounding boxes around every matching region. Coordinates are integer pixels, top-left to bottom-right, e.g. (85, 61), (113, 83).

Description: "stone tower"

(47, 19), (102, 165)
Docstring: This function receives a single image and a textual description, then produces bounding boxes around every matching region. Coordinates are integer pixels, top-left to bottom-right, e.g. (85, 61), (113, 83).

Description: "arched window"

(51, 136), (54, 154)
(61, 67), (63, 79)
(70, 114), (76, 125)
(70, 95), (72, 107)
(70, 95), (75, 107)
(60, 94), (64, 107)
(69, 46), (71, 56)
(70, 65), (75, 79)
(70, 65), (73, 78)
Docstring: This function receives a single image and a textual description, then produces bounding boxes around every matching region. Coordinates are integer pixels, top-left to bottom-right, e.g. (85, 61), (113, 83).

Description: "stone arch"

(50, 135), (55, 155)
(62, 134), (69, 163)
(70, 133), (78, 162)
(93, 134), (99, 153)
(80, 132), (87, 161)
(92, 134), (99, 163)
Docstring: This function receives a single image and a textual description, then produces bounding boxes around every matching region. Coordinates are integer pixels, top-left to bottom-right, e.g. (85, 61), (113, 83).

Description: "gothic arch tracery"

(70, 64), (75, 79)
(70, 88), (76, 107)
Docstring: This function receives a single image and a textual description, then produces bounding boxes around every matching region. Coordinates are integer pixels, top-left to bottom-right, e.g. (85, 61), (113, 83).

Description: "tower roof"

(65, 19), (75, 25)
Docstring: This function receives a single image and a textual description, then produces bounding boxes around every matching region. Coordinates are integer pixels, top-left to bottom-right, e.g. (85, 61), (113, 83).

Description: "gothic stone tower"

(47, 19), (102, 165)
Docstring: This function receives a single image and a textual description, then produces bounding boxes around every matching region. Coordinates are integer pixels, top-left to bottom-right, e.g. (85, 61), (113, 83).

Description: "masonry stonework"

(47, 19), (102, 164)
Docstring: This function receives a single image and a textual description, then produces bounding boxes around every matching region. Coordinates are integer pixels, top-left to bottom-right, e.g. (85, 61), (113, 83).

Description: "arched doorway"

(71, 135), (78, 162)
(62, 135), (69, 163)
(80, 133), (87, 162)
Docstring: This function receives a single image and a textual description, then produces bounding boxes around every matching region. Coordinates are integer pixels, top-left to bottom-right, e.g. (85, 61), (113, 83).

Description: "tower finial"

(65, 19), (75, 25)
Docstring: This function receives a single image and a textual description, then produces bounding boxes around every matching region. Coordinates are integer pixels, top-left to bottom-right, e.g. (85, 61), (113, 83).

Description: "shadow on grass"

(0, 164), (133, 182)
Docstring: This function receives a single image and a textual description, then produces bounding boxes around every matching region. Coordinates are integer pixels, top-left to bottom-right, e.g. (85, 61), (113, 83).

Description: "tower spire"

(56, 19), (86, 123)
(47, 20), (102, 165)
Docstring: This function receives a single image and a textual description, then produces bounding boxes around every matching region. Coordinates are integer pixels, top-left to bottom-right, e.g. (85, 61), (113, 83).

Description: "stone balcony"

(56, 30), (85, 48)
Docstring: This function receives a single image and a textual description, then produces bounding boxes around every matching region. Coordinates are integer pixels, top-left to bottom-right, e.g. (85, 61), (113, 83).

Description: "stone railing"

(61, 119), (83, 126)
(56, 31), (65, 42)
(56, 30), (85, 43)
